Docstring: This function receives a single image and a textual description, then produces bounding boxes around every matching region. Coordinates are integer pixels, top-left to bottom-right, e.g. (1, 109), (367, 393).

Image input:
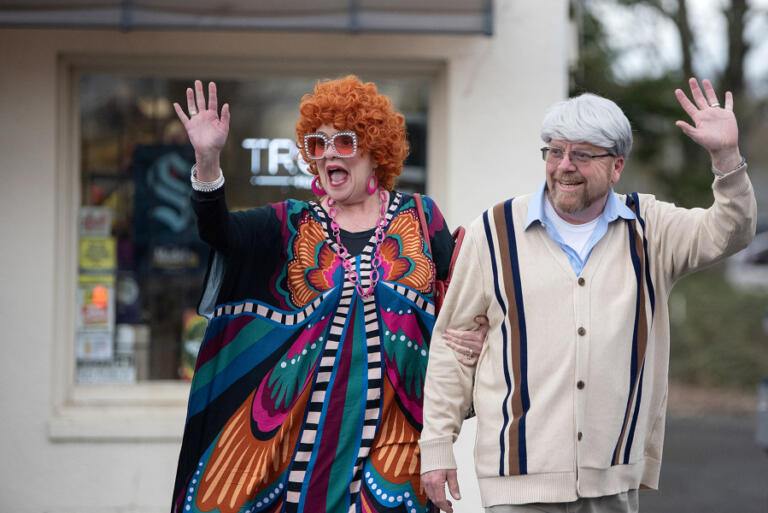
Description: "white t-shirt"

(544, 196), (599, 261)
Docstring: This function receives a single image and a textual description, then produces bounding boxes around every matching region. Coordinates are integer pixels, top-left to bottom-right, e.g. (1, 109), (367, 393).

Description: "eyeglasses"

(304, 131), (358, 159)
(540, 146), (614, 164)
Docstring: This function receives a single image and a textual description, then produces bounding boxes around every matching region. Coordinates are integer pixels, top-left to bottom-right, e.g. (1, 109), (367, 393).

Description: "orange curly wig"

(296, 75), (409, 191)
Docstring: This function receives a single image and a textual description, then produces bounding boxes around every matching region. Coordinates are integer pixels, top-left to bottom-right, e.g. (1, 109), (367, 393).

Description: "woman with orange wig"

(171, 76), (485, 513)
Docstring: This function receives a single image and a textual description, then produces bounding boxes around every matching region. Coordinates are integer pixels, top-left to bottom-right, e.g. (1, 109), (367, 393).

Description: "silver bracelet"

(190, 164), (225, 192)
(711, 156), (746, 178)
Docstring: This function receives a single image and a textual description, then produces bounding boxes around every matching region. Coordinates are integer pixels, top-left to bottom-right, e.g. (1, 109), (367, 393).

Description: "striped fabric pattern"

(346, 294), (383, 507)
(480, 195), (656, 474)
(612, 194), (655, 465)
(383, 282), (435, 317)
(483, 199), (530, 476)
(285, 281), (355, 510)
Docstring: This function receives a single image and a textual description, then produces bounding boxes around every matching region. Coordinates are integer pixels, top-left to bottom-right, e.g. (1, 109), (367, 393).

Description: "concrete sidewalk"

(642, 414), (768, 513)
(447, 412), (767, 512)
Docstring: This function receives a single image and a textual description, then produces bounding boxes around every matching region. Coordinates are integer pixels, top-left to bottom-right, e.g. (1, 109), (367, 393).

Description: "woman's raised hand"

(173, 80), (230, 180)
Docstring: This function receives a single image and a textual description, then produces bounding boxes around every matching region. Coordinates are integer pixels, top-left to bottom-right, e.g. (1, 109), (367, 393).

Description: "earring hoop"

(366, 174), (379, 195)
(311, 176), (325, 196)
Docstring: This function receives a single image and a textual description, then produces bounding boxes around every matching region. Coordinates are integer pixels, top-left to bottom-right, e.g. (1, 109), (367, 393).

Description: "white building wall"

(0, 1), (569, 511)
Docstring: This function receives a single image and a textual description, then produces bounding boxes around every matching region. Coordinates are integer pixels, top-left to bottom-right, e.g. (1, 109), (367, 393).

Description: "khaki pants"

(486, 490), (639, 513)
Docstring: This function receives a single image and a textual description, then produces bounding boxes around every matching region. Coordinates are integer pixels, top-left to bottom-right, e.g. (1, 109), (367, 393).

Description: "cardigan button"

(578, 277), (585, 286)
(578, 431), (583, 441)
(577, 380), (585, 389)
(577, 327), (586, 336)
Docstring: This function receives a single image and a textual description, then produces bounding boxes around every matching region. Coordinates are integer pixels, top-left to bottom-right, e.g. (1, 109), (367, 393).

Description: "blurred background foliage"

(669, 268), (768, 389)
(571, 0), (768, 390)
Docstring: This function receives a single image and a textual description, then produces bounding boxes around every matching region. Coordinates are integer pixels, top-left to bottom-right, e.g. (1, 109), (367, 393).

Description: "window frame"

(50, 53), (446, 441)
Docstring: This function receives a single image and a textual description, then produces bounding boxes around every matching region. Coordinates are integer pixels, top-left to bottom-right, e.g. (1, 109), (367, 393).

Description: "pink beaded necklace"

(327, 188), (389, 298)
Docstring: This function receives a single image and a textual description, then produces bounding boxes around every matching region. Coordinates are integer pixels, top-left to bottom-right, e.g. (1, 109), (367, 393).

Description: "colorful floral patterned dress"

(173, 189), (454, 513)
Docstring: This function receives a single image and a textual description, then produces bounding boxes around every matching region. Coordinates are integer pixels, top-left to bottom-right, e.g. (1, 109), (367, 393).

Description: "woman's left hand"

(444, 315), (489, 366)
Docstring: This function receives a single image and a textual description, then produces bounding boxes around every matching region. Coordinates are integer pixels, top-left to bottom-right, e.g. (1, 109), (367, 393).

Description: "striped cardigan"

(419, 167), (756, 507)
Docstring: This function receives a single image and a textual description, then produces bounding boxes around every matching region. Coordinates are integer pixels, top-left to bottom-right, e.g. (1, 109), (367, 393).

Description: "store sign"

(132, 145), (208, 275)
(242, 138), (313, 189)
(146, 152), (195, 233)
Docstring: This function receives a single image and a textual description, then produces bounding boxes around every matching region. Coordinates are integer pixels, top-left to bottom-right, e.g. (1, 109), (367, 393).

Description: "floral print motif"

(379, 209), (435, 294)
(286, 211), (341, 307)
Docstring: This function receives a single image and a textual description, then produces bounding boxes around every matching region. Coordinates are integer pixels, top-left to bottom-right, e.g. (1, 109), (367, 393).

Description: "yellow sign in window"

(79, 237), (116, 272)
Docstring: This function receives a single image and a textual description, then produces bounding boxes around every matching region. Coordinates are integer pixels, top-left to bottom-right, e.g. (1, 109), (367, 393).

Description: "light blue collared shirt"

(525, 182), (636, 275)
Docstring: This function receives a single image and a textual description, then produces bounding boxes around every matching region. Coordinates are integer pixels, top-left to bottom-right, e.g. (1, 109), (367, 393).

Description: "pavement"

(641, 414), (768, 513)
(449, 409), (768, 512)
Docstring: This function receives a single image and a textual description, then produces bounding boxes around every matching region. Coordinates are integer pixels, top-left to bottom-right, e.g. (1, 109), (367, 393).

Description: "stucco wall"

(0, 1), (569, 511)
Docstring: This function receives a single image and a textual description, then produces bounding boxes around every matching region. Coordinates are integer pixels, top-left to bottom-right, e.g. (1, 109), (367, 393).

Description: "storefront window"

(76, 72), (429, 384)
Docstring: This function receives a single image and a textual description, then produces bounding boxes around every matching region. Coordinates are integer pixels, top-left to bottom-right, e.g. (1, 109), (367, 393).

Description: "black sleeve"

(191, 186), (284, 307)
(191, 186), (231, 254)
(422, 195), (456, 282)
(191, 186), (279, 257)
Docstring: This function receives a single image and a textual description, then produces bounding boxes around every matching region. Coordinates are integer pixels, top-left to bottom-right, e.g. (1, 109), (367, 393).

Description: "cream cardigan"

(419, 167), (756, 507)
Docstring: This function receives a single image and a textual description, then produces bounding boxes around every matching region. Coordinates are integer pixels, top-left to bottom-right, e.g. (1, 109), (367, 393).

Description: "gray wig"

(540, 93), (633, 158)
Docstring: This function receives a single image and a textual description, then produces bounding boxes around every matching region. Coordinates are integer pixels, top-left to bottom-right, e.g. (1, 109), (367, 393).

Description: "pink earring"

(311, 176), (325, 196)
(366, 174), (379, 195)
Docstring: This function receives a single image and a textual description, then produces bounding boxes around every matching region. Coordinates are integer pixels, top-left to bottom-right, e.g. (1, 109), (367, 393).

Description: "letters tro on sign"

(242, 138), (313, 189)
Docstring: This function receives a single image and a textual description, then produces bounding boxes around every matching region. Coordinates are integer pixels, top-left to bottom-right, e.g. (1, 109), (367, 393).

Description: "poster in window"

(76, 274), (115, 332)
(79, 206), (112, 238)
(130, 144), (207, 276)
(79, 237), (117, 273)
(76, 330), (114, 361)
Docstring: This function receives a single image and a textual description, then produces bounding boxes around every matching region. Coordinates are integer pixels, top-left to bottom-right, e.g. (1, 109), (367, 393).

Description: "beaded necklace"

(327, 189), (389, 298)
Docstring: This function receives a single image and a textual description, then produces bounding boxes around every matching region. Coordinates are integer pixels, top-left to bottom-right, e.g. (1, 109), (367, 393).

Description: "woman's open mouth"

(327, 165), (349, 187)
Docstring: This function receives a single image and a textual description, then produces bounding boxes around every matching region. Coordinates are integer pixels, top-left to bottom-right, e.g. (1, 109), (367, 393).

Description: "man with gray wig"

(419, 78), (756, 513)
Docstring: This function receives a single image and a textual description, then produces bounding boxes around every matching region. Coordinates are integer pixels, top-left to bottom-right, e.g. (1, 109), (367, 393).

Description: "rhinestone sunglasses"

(304, 131), (358, 159)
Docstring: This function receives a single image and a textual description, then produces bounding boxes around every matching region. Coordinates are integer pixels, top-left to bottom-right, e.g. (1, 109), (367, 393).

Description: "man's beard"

(548, 172), (599, 214)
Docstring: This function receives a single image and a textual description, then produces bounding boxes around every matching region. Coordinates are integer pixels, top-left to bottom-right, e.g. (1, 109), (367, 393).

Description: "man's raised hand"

(674, 77), (742, 172)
